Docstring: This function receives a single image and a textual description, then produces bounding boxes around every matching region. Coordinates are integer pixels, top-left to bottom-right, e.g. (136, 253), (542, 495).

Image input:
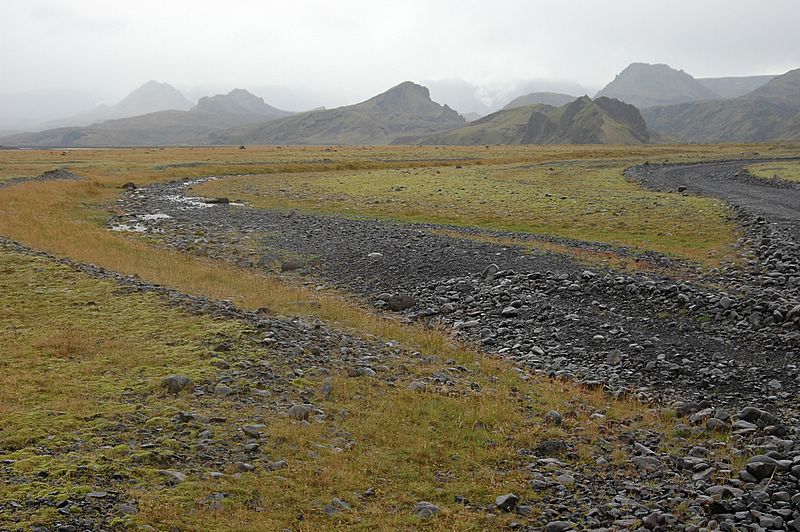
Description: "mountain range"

(415, 96), (651, 145)
(2, 88), (293, 147)
(40, 81), (194, 129)
(640, 68), (800, 142)
(503, 92), (578, 110)
(209, 82), (465, 145)
(2, 62), (799, 147)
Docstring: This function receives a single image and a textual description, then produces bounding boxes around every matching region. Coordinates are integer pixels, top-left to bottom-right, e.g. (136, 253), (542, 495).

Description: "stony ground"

(111, 162), (799, 414)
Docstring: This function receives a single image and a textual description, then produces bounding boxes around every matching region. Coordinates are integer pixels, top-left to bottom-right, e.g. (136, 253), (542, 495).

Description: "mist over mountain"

(0, 88), (100, 132)
(413, 96), (651, 145)
(2, 89), (291, 147)
(696, 75), (775, 99)
(192, 89), (291, 119)
(641, 68), (800, 142)
(423, 78), (590, 118)
(596, 63), (719, 108)
(503, 92), (578, 110)
(210, 81), (466, 145)
(42, 81), (194, 129)
(2, 62), (799, 147)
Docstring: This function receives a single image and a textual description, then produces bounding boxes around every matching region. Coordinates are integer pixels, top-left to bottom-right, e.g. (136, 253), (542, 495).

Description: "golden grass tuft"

(31, 327), (95, 359)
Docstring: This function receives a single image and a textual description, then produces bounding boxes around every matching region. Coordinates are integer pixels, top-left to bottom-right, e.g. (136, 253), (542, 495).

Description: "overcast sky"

(2, 0), (799, 111)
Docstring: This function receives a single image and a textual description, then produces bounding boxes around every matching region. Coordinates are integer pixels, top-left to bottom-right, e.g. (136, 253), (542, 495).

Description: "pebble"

(413, 501), (440, 519)
(160, 374), (192, 394)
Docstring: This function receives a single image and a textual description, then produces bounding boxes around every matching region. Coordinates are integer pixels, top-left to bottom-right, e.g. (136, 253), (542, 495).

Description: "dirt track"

(627, 158), (800, 239)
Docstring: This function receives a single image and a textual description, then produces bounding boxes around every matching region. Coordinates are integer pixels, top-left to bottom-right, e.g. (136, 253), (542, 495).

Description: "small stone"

(536, 439), (568, 456)
(544, 521), (575, 532)
(407, 380), (426, 392)
(767, 378), (783, 390)
(85, 491), (108, 499)
(235, 462), (255, 472)
(706, 418), (730, 432)
(738, 406), (764, 422)
(241, 424), (266, 438)
(320, 379), (333, 400)
(632, 456), (663, 471)
(745, 455), (781, 479)
(160, 374), (192, 394)
(386, 295), (415, 312)
(495, 493), (519, 512)
(209, 357), (229, 369)
(413, 501), (440, 519)
(643, 512), (666, 530)
(117, 502), (138, 515)
(501, 306), (519, 317)
(290, 404), (313, 421)
(732, 419), (757, 431)
(555, 473), (575, 486)
(269, 460), (288, 470)
(544, 410), (563, 426)
(158, 470), (187, 485)
(213, 384), (233, 396)
(606, 349), (623, 365)
(280, 258), (304, 272)
(688, 446), (708, 458)
(482, 263), (499, 280)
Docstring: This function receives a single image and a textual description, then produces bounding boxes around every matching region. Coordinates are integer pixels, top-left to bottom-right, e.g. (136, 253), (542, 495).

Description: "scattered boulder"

(495, 493), (519, 512)
(544, 521), (575, 532)
(160, 374), (192, 394)
(280, 258), (305, 272)
(413, 501), (440, 519)
(290, 403), (313, 421)
(158, 470), (187, 485)
(241, 424), (266, 438)
(385, 294), (415, 312)
(482, 263), (499, 280)
(544, 410), (563, 426)
(320, 379), (333, 400)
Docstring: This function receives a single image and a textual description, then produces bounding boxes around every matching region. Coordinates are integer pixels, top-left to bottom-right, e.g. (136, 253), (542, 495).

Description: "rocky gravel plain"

(110, 168), (799, 413)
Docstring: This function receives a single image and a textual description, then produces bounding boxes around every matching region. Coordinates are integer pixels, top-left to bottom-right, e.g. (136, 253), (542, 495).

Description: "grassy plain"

(748, 160), (800, 182)
(0, 144), (794, 529)
(194, 160), (734, 265)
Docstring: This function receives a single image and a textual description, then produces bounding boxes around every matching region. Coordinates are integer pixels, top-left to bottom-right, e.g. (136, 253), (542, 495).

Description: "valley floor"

(0, 145), (799, 531)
